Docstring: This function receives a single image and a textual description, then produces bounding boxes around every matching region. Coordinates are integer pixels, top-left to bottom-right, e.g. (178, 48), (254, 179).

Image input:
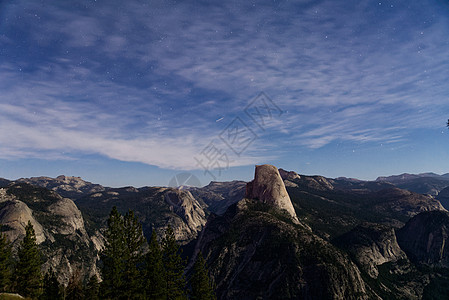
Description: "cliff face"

(334, 223), (407, 278)
(245, 165), (299, 224)
(0, 178), (210, 286)
(163, 189), (207, 241)
(192, 165), (370, 299)
(76, 186), (208, 244)
(194, 199), (369, 300)
(278, 168), (301, 181)
(0, 183), (97, 285)
(397, 210), (449, 267)
(0, 189), (45, 244)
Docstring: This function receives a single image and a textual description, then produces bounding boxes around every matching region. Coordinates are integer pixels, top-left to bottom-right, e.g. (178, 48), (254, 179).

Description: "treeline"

(0, 207), (215, 299)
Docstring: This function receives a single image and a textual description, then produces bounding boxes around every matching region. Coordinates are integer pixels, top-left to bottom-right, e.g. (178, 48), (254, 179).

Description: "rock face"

(397, 210), (449, 267)
(163, 189), (207, 241)
(334, 223), (407, 278)
(76, 186), (208, 244)
(278, 168), (301, 181)
(245, 165), (299, 223)
(0, 192), (45, 244)
(0, 183), (97, 285)
(47, 198), (87, 235)
(193, 198), (369, 300)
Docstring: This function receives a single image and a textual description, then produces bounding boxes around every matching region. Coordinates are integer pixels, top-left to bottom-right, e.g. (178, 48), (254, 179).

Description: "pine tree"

(84, 275), (100, 300)
(122, 210), (146, 298)
(66, 269), (84, 300)
(0, 227), (12, 292)
(15, 221), (43, 299)
(100, 206), (126, 299)
(41, 268), (62, 300)
(161, 225), (187, 300)
(145, 230), (165, 299)
(189, 252), (216, 300)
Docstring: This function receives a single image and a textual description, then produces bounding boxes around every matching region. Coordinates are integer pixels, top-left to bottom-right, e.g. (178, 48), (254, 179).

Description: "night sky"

(1, 0), (449, 187)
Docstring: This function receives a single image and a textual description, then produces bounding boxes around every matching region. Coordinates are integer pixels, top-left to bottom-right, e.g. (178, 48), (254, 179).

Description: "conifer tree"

(0, 227), (12, 292)
(84, 275), (100, 300)
(122, 210), (146, 298)
(161, 225), (187, 300)
(145, 230), (165, 299)
(189, 252), (216, 300)
(42, 268), (62, 300)
(101, 206), (126, 299)
(65, 269), (84, 300)
(15, 221), (43, 299)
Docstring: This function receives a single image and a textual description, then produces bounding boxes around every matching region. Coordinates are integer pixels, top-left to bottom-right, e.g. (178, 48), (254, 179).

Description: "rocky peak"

(0, 199), (46, 245)
(245, 164), (299, 223)
(278, 168), (301, 181)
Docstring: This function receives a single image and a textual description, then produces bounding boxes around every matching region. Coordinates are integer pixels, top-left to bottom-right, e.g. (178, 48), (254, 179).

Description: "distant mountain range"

(1, 169), (449, 298)
(375, 172), (449, 197)
(376, 172), (449, 182)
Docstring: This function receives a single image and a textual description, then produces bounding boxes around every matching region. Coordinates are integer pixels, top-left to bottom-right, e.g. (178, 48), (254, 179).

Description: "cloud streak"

(0, 0), (448, 172)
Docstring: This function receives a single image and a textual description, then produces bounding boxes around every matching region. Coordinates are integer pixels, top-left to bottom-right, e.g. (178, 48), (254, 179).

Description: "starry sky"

(1, 0), (449, 187)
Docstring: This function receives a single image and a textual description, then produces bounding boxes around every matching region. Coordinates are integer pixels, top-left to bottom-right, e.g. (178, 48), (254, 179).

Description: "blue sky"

(0, 0), (448, 187)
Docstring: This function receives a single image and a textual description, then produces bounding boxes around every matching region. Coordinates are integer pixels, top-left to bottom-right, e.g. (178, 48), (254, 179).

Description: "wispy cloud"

(0, 0), (448, 172)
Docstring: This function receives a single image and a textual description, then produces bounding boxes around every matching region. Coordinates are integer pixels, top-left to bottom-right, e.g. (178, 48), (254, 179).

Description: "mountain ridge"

(1, 167), (449, 298)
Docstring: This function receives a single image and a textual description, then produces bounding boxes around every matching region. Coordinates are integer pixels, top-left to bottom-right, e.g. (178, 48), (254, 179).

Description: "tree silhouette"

(0, 227), (12, 292)
(101, 207), (146, 299)
(122, 209), (146, 298)
(101, 206), (126, 299)
(190, 252), (216, 300)
(145, 230), (166, 299)
(15, 221), (43, 298)
(42, 268), (62, 300)
(84, 275), (100, 300)
(162, 225), (187, 300)
(66, 269), (84, 300)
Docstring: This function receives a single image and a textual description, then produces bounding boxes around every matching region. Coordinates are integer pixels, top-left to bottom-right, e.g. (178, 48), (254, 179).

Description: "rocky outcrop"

(76, 186), (208, 244)
(164, 189), (207, 241)
(0, 193), (45, 244)
(47, 198), (87, 236)
(0, 183), (98, 285)
(193, 198), (369, 299)
(397, 210), (449, 267)
(334, 223), (407, 278)
(245, 165), (299, 223)
(291, 175), (335, 191)
(278, 168), (301, 181)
